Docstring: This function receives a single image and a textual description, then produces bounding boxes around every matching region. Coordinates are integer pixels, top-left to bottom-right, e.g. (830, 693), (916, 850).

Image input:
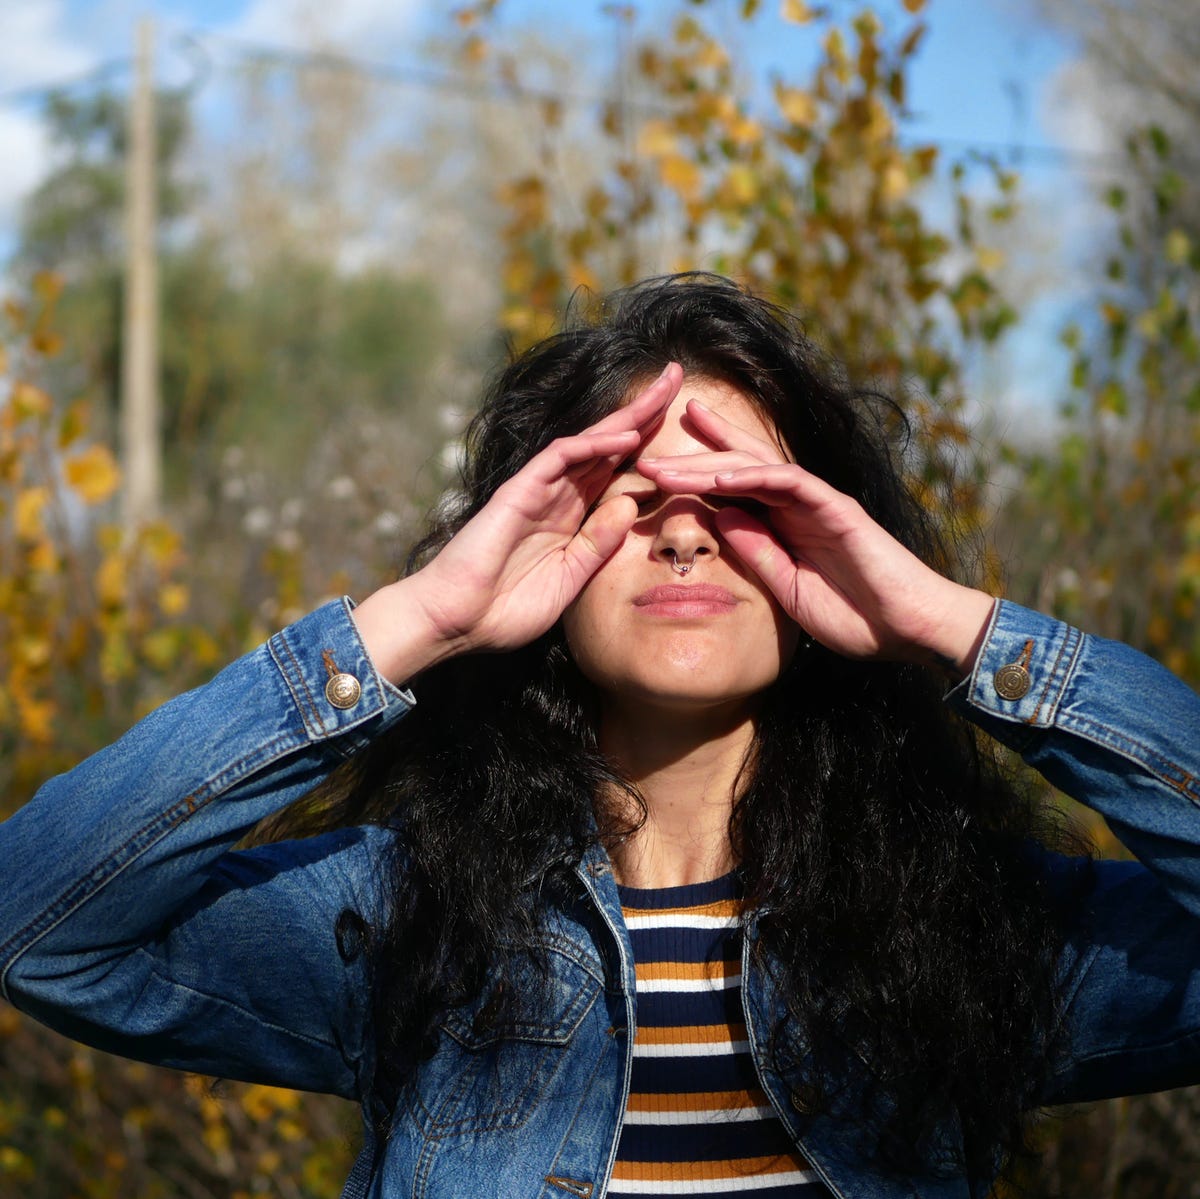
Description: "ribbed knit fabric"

(610, 873), (828, 1197)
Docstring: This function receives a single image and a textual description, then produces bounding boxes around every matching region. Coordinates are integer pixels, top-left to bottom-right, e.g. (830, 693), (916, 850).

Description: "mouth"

(632, 583), (739, 617)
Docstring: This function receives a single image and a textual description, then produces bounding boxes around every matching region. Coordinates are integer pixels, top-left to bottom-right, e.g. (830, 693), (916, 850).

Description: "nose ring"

(670, 550), (695, 576)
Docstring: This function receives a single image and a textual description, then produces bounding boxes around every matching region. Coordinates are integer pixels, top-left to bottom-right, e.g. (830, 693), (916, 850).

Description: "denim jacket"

(2, 598), (1199, 1199)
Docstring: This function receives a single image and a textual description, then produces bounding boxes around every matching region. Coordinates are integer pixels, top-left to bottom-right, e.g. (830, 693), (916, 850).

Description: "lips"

(632, 583), (739, 615)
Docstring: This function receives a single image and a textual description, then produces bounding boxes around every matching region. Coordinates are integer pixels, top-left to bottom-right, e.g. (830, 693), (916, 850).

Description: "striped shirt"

(611, 874), (829, 1197)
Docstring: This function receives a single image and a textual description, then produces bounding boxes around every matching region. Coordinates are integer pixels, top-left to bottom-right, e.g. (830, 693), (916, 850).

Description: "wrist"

(351, 574), (472, 686)
(911, 584), (996, 681)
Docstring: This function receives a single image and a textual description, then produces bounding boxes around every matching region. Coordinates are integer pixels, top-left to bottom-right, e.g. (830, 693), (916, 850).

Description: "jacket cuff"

(947, 599), (1085, 733)
(268, 597), (414, 753)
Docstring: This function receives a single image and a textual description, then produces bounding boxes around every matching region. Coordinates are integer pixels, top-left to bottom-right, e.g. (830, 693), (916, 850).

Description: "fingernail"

(690, 399), (709, 411)
(716, 471), (736, 480)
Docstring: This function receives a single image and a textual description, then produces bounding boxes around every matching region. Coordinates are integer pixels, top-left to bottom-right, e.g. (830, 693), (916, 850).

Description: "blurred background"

(1, 0), (1198, 1195)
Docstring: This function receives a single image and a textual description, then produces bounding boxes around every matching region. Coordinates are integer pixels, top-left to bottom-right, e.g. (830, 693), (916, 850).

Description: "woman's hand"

(353, 365), (683, 684)
(637, 398), (995, 677)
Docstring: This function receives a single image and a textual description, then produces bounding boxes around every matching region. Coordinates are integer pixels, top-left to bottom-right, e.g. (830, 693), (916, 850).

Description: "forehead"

(639, 375), (779, 457)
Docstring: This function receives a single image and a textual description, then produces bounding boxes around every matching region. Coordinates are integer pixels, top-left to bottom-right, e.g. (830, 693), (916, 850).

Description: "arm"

(0, 367), (685, 1095)
(643, 406), (1200, 1102)
(947, 600), (1200, 1104)
(0, 599), (412, 1097)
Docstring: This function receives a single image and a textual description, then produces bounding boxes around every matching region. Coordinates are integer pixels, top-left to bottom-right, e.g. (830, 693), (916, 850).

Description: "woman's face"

(562, 376), (801, 714)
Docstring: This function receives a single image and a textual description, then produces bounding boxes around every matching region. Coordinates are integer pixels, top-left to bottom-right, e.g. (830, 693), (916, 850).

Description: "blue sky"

(0, 0), (1105, 423)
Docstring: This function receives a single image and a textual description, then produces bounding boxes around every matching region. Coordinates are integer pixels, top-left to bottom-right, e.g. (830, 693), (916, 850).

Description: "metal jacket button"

(325, 672), (362, 709)
(993, 662), (1031, 700)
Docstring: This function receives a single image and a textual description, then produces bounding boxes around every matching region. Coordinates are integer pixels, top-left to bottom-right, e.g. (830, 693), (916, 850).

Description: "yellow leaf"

(27, 539), (58, 573)
(636, 119), (677, 158)
(31, 271), (63, 302)
(776, 85), (817, 127)
(659, 155), (703, 199)
(96, 553), (127, 608)
(880, 161), (910, 202)
(58, 398), (89, 448)
(976, 247), (1005, 272)
(567, 262), (602, 294)
(158, 582), (189, 617)
(726, 164), (760, 204)
(64, 444), (121, 505)
(461, 33), (487, 65)
(902, 0), (926, 10)
(16, 637), (51, 669)
(15, 486), (48, 540)
(16, 695), (55, 743)
(727, 114), (763, 145)
(1166, 229), (1191, 265)
(32, 330), (63, 357)
(11, 382), (52, 421)
(781, 0), (815, 22)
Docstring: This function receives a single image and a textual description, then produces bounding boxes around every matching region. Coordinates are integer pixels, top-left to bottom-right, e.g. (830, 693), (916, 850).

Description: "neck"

(598, 697), (756, 890)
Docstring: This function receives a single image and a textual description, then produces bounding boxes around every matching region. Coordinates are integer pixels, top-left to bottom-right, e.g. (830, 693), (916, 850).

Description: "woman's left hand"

(636, 399), (996, 677)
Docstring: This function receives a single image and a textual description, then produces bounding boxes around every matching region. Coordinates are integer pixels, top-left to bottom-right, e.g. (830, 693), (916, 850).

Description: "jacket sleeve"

(947, 598), (1200, 1104)
(0, 598), (413, 1100)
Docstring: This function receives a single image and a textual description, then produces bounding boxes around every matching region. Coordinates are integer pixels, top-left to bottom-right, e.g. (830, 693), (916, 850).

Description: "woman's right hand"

(352, 364), (683, 684)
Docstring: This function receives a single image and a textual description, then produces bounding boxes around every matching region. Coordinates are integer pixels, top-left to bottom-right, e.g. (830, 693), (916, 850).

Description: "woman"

(2, 274), (1198, 1199)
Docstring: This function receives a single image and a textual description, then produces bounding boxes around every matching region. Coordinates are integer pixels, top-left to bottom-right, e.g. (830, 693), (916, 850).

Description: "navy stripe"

(617, 1116), (799, 1163)
(629, 1048), (761, 1095)
(617, 873), (741, 910)
(636, 986), (744, 1028)
(629, 925), (741, 963)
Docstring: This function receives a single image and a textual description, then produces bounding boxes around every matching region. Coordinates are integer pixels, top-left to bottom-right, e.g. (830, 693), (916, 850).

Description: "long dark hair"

(288, 274), (1083, 1184)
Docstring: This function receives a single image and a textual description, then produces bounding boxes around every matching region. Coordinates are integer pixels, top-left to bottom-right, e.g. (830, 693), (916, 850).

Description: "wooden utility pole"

(120, 18), (161, 532)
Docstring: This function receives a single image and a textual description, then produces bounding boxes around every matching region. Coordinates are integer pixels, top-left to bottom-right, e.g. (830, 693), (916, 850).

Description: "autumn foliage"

(2, 0), (1199, 1195)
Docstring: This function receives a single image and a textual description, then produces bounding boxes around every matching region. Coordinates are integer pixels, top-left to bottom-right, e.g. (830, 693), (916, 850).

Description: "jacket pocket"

(409, 938), (602, 1135)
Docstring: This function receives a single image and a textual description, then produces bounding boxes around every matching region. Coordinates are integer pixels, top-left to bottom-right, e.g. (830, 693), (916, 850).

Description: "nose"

(650, 497), (720, 573)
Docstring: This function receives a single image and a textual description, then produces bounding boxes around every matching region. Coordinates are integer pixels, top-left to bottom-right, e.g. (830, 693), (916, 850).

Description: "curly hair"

(285, 273), (1086, 1187)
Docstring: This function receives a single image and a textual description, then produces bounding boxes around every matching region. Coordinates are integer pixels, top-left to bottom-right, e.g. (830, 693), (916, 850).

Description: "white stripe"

(623, 1105), (776, 1125)
(632, 1039), (749, 1058)
(608, 1170), (819, 1194)
(625, 914), (739, 930)
(636, 975), (741, 993)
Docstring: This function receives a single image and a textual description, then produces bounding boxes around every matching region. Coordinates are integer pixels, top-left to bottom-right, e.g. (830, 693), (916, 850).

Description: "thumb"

(567, 494), (638, 580)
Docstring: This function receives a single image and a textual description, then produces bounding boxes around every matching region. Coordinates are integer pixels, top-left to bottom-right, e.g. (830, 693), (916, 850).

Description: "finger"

(528, 428), (642, 483)
(638, 450), (762, 477)
(713, 463), (851, 512)
(713, 507), (800, 601)
(589, 362), (683, 437)
(684, 398), (789, 462)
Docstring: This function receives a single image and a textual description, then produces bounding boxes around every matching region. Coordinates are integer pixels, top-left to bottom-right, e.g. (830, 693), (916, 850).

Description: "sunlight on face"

(562, 376), (800, 716)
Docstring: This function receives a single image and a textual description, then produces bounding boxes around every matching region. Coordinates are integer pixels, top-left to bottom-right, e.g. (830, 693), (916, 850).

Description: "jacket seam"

(271, 631), (323, 737)
(1048, 712), (1200, 801)
(1029, 624), (1081, 725)
(141, 951), (348, 1058)
(0, 729), (310, 1001)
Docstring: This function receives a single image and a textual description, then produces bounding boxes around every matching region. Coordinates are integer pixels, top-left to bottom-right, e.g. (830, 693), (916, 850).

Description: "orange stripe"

(624, 1088), (769, 1114)
(621, 898), (742, 919)
(634, 1022), (748, 1046)
(635, 959), (739, 983)
(610, 1153), (808, 1182)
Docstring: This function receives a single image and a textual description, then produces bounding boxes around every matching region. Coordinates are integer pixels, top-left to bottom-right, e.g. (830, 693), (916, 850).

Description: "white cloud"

(0, 108), (53, 231)
(0, 0), (100, 244)
(0, 0), (94, 89)
(225, 0), (426, 54)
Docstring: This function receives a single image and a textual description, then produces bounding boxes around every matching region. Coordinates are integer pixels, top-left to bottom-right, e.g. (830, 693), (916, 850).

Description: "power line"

(0, 58), (130, 107)
(0, 26), (1189, 177)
